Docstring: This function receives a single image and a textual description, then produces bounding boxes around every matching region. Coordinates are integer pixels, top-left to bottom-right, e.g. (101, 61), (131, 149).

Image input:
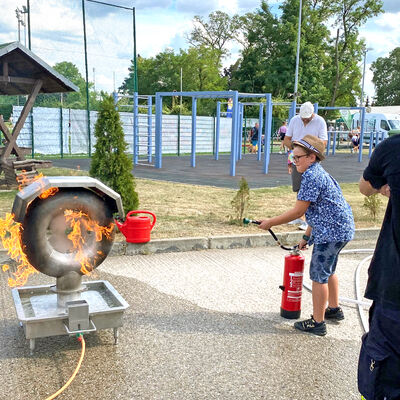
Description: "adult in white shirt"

(283, 101), (328, 192)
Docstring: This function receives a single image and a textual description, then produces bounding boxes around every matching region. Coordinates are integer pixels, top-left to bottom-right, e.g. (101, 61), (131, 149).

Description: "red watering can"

(115, 210), (156, 243)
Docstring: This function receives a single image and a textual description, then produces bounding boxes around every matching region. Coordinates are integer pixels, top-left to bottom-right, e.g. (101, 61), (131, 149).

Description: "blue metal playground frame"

(154, 91), (273, 177)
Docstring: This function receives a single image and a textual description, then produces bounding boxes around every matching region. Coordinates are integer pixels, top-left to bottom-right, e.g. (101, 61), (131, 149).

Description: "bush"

(90, 94), (139, 213)
(230, 177), (250, 224)
(362, 193), (382, 221)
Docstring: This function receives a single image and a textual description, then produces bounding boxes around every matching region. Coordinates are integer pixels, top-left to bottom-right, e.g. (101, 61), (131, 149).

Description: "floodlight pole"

(293, 0), (302, 103)
(82, 0), (91, 156)
(27, 0), (31, 49)
(133, 7), (138, 92)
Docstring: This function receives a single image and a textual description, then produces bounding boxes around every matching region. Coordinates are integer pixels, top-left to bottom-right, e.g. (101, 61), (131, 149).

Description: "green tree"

(326, 0), (383, 107)
(371, 47), (400, 106)
(90, 94), (139, 212)
(187, 11), (241, 61)
(35, 61), (100, 110)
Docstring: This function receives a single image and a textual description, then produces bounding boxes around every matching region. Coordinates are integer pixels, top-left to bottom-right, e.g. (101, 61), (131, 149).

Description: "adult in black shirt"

(358, 135), (400, 399)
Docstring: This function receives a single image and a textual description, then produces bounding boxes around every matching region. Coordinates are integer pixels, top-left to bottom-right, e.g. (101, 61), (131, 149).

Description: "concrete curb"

(109, 228), (380, 256)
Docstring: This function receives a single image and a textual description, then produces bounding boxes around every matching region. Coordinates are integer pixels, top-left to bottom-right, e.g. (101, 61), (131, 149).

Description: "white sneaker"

(298, 222), (308, 231)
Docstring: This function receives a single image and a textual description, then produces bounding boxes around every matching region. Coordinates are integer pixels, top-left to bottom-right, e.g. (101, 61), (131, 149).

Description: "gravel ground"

(0, 239), (375, 400)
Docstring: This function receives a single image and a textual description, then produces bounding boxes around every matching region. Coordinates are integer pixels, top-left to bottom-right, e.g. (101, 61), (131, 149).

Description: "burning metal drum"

(8, 176), (129, 353)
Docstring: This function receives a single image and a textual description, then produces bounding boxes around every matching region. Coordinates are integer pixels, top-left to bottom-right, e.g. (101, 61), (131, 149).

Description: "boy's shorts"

(309, 241), (348, 283)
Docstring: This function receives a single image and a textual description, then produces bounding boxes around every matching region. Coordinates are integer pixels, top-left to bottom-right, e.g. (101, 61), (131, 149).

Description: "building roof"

(0, 41), (79, 95)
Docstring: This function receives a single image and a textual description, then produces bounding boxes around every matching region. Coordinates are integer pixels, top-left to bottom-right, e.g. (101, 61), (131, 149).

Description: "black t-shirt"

(363, 135), (400, 308)
(251, 127), (258, 141)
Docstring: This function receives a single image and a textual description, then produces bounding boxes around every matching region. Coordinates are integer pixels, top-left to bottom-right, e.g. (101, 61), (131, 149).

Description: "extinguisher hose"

(242, 218), (297, 251)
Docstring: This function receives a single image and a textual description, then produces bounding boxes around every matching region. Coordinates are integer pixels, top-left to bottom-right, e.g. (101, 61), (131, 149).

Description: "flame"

(16, 171), (44, 191)
(64, 210), (114, 275)
(39, 187), (59, 199)
(0, 213), (38, 287)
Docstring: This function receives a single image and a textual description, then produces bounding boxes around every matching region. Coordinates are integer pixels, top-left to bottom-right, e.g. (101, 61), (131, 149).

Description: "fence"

(13, 106), (258, 157)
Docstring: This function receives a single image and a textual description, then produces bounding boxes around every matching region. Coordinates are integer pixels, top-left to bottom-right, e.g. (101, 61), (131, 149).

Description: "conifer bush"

(90, 94), (139, 213)
(230, 177), (250, 224)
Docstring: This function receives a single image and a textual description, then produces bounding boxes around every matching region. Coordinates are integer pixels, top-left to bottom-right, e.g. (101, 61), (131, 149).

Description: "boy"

(259, 135), (355, 336)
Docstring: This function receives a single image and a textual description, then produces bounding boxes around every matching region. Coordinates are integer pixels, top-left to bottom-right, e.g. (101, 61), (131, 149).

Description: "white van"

(352, 112), (400, 138)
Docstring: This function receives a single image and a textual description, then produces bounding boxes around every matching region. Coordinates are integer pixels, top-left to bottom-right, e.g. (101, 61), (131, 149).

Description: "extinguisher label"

(288, 271), (303, 302)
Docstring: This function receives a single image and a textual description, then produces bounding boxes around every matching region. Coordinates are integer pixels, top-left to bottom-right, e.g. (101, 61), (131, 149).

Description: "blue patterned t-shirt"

(297, 162), (354, 244)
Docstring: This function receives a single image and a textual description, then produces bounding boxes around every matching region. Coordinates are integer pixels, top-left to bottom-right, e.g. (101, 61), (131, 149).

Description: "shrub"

(362, 193), (382, 221)
(90, 94), (139, 213)
(230, 177), (250, 224)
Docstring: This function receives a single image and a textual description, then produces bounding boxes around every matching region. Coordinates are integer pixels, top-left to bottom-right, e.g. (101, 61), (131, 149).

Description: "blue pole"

(147, 95), (152, 163)
(215, 101), (221, 160)
(112, 91), (118, 107)
(326, 131), (331, 156)
(230, 91), (239, 176)
(263, 94), (272, 174)
(368, 132), (374, 157)
(155, 93), (162, 168)
(238, 103), (243, 160)
(289, 100), (296, 121)
(313, 102), (318, 114)
(257, 103), (263, 161)
(358, 107), (366, 162)
(332, 131), (337, 155)
(133, 92), (138, 165)
(191, 97), (197, 167)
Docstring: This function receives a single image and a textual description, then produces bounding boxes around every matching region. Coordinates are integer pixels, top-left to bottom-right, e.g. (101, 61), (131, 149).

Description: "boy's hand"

(298, 239), (308, 250)
(259, 219), (272, 231)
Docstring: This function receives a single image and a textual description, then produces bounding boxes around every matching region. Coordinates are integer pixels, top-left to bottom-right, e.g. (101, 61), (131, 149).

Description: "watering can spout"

(114, 210), (156, 243)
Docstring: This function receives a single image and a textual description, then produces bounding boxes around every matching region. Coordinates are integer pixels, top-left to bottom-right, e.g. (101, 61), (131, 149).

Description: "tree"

(90, 94), (139, 212)
(35, 61), (100, 110)
(186, 11), (241, 61)
(371, 47), (400, 106)
(119, 47), (227, 115)
(326, 0), (383, 107)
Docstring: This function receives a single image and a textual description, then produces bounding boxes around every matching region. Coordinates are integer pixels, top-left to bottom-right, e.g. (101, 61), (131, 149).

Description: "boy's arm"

(259, 200), (310, 231)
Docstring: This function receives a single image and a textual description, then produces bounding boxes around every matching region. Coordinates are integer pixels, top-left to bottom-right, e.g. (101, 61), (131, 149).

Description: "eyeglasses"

(293, 154), (308, 162)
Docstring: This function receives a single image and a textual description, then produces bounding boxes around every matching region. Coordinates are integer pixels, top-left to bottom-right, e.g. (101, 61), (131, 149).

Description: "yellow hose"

(44, 334), (86, 400)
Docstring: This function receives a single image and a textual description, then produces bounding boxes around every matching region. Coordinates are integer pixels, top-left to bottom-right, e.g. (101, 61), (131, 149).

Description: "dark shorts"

(291, 166), (302, 192)
(358, 302), (400, 399)
(309, 241), (348, 284)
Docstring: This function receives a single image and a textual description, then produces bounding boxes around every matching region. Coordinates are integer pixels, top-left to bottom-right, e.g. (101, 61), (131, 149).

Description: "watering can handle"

(126, 210), (157, 229)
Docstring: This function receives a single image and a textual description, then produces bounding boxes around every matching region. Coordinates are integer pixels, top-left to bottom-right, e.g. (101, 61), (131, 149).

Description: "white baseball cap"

(299, 102), (314, 119)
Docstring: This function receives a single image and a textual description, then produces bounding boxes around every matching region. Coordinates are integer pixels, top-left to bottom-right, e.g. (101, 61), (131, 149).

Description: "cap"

(293, 134), (325, 161)
(299, 102), (314, 119)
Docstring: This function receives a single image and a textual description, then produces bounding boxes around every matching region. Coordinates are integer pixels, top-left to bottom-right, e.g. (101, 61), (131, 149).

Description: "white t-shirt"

(286, 114), (328, 142)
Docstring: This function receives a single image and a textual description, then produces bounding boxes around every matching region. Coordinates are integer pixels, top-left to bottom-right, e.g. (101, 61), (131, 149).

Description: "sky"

(0, 0), (399, 103)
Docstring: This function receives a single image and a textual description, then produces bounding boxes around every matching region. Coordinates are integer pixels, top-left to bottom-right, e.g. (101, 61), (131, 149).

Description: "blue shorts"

(309, 241), (348, 284)
(358, 302), (400, 399)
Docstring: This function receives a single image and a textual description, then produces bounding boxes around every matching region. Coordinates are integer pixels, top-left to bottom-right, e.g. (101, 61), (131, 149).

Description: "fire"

(64, 210), (114, 275)
(39, 187), (59, 199)
(16, 171), (44, 191)
(0, 213), (38, 287)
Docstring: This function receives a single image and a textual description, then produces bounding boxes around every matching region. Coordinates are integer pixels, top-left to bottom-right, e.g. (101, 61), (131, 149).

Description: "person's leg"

(327, 273), (339, 308)
(312, 281), (328, 323)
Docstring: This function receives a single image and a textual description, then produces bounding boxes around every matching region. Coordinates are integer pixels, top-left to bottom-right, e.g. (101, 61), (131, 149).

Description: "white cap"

(299, 102), (314, 119)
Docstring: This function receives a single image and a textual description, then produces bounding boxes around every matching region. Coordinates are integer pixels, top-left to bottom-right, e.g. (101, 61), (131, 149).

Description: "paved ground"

(52, 152), (369, 188)
(0, 240), (375, 399)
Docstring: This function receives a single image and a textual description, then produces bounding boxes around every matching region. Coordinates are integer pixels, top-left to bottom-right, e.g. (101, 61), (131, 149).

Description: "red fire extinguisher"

(243, 218), (305, 319)
(279, 249), (305, 319)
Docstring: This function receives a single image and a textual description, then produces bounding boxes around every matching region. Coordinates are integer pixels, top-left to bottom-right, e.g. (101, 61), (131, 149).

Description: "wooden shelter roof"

(0, 42), (79, 96)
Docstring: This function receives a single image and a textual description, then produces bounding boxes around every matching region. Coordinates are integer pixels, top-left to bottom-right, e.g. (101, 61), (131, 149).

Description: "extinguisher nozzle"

(279, 285), (285, 291)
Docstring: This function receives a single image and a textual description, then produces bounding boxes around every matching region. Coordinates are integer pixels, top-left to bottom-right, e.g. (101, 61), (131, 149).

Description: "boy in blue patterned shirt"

(259, 135), (354, 336)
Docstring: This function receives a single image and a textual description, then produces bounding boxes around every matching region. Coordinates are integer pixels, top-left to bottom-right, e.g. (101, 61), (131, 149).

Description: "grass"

(0, 167), (387, 240)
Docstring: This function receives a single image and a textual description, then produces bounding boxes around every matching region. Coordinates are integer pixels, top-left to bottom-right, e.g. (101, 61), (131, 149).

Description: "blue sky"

(1, 0), (399, 103)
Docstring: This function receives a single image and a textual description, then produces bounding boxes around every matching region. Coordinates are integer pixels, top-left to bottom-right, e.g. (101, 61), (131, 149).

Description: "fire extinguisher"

(243, 218), (305, 319)
(279, 249), (304, 319)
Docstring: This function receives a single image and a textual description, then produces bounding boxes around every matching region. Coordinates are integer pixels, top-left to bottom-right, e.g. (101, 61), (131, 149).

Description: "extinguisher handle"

(126, 210), (157, 230)
(243, 218), (299, 251)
